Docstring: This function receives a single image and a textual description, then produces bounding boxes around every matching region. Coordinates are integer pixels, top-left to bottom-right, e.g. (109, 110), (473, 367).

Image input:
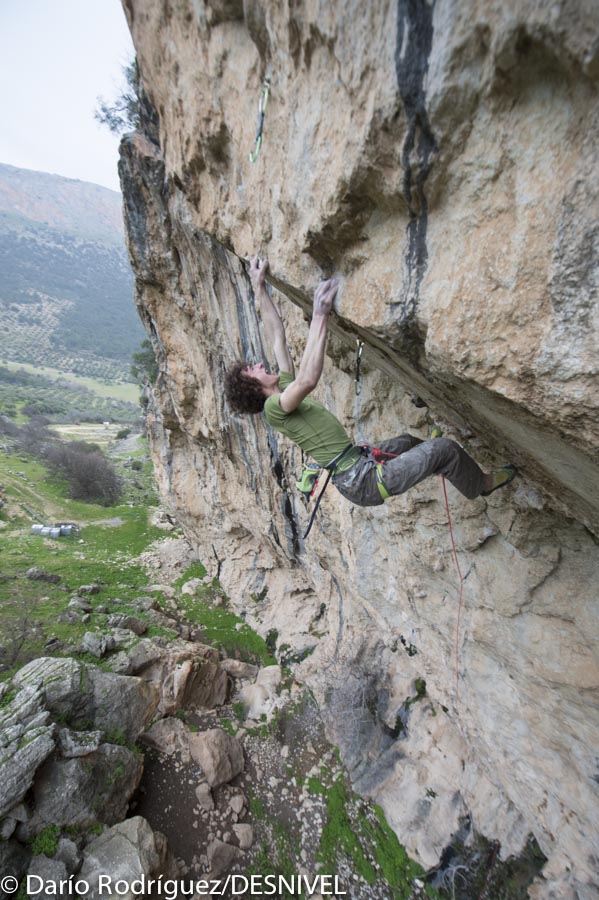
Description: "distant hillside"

(0, 164), (145, 381)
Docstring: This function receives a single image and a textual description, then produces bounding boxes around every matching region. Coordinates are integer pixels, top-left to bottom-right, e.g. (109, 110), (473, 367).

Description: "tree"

(131, 338), (158, 385)
(95, 59), (142, 135)
(44, 443), (122, 506)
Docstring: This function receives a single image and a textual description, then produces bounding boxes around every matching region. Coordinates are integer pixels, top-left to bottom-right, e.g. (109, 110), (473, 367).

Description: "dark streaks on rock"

(395, 0), (438, 329)
(271, 453), (301, 561)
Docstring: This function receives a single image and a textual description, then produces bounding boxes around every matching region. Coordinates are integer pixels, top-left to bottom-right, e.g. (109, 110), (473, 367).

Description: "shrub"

(44, 443), (122, 506)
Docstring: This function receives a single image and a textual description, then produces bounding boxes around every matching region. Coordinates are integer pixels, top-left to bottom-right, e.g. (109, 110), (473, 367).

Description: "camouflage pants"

(332, 434), (486, 507)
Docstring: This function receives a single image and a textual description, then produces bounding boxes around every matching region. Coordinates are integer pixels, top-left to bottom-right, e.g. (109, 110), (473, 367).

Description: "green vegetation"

(30, 824), (60, 857)
(315, 779), (438, 899)
(232, 700), (246, 722)
(0, 221), (144, 380)
(130, 339), (159, 386)
(95, 59), (142, 136)
(306, 775), (327, 795)
(176, 572), (276, 666)
(318, 780), (377, 883)
(2, 360), (139, 401)
(0, 445), (167, 673)
(0, 364), (139, 425)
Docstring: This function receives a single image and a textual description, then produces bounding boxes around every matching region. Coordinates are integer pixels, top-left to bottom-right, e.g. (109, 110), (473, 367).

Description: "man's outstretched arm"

(249, 256), (294, 375)
(279, 277), (338, 413)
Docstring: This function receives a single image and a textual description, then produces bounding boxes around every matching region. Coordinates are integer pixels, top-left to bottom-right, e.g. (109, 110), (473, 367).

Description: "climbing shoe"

(481, 465), (518, 496)
(295, 463), (321, 498)
(430, 425), (443, 439)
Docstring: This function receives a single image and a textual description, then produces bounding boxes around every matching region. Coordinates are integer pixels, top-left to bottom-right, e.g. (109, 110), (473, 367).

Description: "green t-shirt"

(263, 372), (358, 469)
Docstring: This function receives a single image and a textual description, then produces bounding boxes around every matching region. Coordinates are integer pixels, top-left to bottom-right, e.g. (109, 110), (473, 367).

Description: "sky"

(0, 0), (135, 192)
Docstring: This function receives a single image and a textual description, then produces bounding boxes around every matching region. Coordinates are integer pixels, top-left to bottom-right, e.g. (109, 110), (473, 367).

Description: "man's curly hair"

(224, 361), (267, 414)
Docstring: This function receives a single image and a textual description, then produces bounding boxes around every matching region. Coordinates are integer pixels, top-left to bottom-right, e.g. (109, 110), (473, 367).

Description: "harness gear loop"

(355, 340), (364, 395)
(295, 462), (321, 498)
(302, 444), (355, 539)
(376, 463), (390, 500)
(359, 444), (393, 501)
(249, 77), (271, 163)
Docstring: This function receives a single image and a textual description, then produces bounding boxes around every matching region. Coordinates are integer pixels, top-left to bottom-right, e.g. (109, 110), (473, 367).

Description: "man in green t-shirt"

(224, 256), (516, 506)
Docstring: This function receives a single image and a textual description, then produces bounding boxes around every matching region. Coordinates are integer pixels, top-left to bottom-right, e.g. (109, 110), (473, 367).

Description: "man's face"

(243, 363), (279, 391)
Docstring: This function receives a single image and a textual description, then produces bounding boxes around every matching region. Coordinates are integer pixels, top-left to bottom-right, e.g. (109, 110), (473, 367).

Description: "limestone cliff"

(118, 1), (599, 897)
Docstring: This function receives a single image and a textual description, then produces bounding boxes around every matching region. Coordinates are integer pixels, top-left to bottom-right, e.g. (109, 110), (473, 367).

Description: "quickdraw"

(355, 340), (364, 395)
(249, 77), (271, 163)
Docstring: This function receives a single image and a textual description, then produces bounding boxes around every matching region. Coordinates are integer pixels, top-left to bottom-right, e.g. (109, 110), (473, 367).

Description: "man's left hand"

(313, 278), (338, 316)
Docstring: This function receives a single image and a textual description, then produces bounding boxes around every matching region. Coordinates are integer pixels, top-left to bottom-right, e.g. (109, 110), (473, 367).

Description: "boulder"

(238, 665), (283, 721)
(220, 659), (259, 679)
(13, 658), (159, 742)
(57, 727), (103, 758)
(26, 854), (69, 898)
(85, 667), (159, 742)
(0, 686), (55, 818)
(55, 837), (81, 874)
(30, 744), (143, 831)
(78, 816), (174, 899)
(232, 823), (253, 850)
(0, 838), (31, 894)
(138, 641), (225, 716)
(229, 793), (245, 816)
(188, 728), (244, 787)
(126, 639), (164, 673)
(109, 628), (139, 649)
(69, 597), (93, 613)
(206, 837), (239, 878)
(131, 597), (159, 611)
(256, 665), (282, 691)
(81, 632), (116, 659)
(1, 801), (29, 839)
(182, 659), (228, 709)
(78, 584), (101, 595)
(25, 567), (60, 583)
(58, 610), (81, 624)
(106, 651), (133, 674)
(140, 718), (190, 761)
(1, 817), (16, 840)
(107, 614), (148, 636)
(195, 782), (214, 811)
(237, 683), (271, 721)
(180, 578), (204, 596)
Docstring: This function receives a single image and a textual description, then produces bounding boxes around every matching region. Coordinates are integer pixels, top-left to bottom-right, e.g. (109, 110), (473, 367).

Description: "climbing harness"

(302, 444), (355, 539)
(359, 445), (393, 501)
(249, 77), (271, 163)
(355, 340), (364, 395)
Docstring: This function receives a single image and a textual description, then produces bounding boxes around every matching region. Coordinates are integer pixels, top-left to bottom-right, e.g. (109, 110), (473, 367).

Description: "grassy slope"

(1, 361), (139, 402)
(0, 444), (166, 675)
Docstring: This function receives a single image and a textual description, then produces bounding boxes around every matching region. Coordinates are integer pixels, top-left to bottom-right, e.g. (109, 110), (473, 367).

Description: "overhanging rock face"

(119, 2), (599, 896)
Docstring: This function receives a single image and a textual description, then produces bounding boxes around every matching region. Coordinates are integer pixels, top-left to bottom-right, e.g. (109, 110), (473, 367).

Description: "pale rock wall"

(119, 1), (599, 897)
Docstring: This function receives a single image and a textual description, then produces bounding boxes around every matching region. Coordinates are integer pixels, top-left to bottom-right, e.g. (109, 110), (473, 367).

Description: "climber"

(224, 256), (516, 508)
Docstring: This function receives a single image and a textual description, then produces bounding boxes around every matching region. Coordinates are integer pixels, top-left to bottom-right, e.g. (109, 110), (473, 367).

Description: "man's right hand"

(313, 278), (338, 316)
(249, 255), (269, 290)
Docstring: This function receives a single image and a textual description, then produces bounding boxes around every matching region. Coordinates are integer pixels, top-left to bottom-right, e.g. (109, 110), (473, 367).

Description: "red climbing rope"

(369, 445), (465, 705)
(477, 841), (500, 900)
(441, 474), (464, 705)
